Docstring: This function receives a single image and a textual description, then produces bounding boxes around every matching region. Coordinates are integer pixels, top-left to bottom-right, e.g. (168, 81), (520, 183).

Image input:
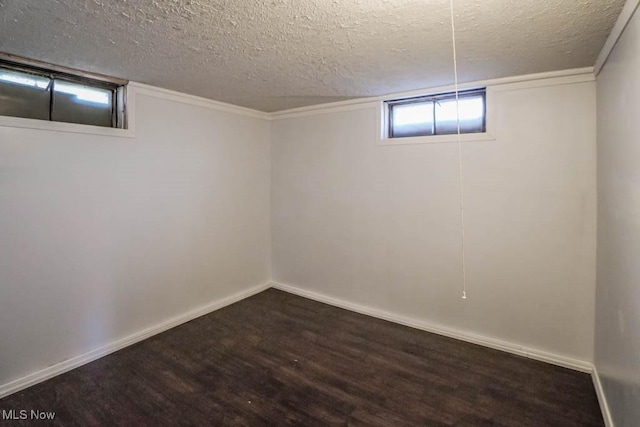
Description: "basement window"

(386, 88), (486, 138)
(0, 57), (127, 129)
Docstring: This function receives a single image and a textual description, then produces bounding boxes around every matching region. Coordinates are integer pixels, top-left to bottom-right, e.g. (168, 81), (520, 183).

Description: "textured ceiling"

(0, 0), (625, 112)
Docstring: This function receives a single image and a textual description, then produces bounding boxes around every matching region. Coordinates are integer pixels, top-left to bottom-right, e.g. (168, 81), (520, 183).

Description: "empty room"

(0, 0), (638, 425)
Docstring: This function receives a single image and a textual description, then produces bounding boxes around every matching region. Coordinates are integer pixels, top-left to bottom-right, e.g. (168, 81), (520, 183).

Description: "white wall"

(272, 78), (597, 363)
(596, 5), (640, 426)
(0, 68), (603, 400)
(0, 88), (271, 388)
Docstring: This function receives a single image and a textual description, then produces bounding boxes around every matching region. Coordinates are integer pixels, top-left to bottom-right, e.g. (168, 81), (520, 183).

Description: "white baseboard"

(270, 281), (593, 373)
(0, 282), (271, 399)
(2, 279), (604, 422)
(592, 365), (615, 427)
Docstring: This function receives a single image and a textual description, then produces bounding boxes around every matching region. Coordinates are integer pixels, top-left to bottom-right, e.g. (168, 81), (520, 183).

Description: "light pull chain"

(449, 0), (467, 300)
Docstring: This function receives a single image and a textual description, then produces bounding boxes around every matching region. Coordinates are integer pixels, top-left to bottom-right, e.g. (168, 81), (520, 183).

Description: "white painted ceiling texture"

(0, 0), (625, 112)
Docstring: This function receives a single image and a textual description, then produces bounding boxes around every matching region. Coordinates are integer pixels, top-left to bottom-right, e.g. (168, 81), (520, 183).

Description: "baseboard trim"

(270, 281), (593, 373)
(0, 282), (271, 399)
(2, 280), (602, 414)
(592, 365), (615, 427)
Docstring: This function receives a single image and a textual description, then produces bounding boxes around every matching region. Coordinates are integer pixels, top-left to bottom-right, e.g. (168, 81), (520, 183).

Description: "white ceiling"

(0, 0), (625, 112)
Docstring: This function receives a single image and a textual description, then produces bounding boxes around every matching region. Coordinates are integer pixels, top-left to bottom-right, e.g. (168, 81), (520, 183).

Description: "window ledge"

(0, 115), (135, 138)
(377, 131), (495, 146)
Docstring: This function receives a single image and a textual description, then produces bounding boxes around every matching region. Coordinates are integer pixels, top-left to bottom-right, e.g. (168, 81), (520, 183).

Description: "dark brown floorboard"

(0, 289), (603, 426)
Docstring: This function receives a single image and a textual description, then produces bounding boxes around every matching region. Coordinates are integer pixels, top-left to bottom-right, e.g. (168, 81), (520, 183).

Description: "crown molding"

(0, 67), (596, 127)
(128, 82), (271, 121)
(594, 0), (640, 75)
(269, 67), (595, 120)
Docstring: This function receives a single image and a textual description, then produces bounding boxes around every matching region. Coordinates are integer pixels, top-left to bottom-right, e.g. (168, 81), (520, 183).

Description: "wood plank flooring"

(0, 289), (603, 426)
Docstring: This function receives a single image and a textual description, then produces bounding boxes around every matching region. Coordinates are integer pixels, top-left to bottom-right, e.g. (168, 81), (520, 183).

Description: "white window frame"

(0, 89), (136, 138)
(0, 53), (135, 138)
(376, 86), (496, 146)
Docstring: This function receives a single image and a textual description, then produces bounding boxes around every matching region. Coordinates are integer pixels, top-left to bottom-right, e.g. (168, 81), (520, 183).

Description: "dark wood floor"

(0, 289), (603, 426)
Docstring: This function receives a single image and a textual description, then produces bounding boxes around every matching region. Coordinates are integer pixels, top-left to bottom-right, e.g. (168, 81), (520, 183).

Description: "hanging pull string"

(449, 0), (467, 300)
